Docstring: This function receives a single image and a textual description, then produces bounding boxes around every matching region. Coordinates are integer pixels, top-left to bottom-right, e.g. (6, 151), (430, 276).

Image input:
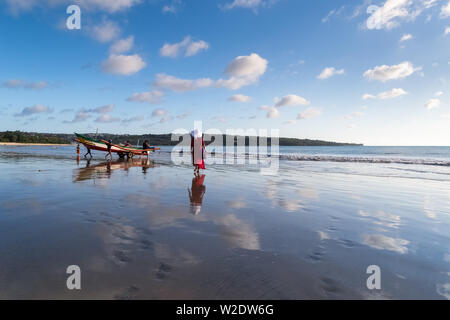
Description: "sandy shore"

(0, 142), (71, 146)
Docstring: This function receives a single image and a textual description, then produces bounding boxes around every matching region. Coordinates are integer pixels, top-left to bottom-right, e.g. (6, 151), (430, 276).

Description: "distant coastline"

(0, 131), (363, 147)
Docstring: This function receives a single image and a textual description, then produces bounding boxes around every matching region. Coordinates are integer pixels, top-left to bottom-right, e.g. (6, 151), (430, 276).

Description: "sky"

(0, 0), (449, 145)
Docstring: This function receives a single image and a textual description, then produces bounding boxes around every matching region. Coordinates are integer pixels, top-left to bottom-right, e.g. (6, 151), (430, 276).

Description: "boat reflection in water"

(74, 158), (156, 182)
(188, 174), (206, 215)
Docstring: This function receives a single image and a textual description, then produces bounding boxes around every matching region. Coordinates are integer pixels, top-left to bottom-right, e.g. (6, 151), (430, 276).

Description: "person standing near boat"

(190, 129), (206, 174)
(143, 140), (150, 157)
(105, 139), (113, 159)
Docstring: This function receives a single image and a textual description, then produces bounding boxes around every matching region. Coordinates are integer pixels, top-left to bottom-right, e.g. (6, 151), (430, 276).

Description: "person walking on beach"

(190, 129), (206, 174)
(105, 139), (113, 160)
(84, 147), (92, 158)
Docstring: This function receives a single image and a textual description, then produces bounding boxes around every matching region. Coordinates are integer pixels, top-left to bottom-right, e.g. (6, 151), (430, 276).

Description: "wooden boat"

(75, 133), (160, 158)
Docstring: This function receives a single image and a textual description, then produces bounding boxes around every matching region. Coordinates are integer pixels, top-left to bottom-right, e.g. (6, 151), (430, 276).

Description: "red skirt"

(197, 161), (206, 170)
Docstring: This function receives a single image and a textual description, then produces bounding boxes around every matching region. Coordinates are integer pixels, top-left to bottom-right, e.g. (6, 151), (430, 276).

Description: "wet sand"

(0, 146), (449, 299)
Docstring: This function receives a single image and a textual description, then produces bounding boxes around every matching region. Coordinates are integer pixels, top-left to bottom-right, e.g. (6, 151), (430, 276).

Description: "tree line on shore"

(0, 131), (363, 146)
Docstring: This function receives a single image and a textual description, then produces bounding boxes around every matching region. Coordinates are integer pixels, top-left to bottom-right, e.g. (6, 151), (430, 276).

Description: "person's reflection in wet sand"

(106, 162), (112, 178)
(188, 174), (206, 215)
(142, 158), (149, 175)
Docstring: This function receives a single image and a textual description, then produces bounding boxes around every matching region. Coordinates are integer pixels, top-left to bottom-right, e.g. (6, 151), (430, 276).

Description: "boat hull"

(75, 133), (159, 156)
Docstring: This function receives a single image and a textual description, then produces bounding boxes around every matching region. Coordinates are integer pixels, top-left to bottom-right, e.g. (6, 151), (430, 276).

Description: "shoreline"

(0, 142), (71, 146)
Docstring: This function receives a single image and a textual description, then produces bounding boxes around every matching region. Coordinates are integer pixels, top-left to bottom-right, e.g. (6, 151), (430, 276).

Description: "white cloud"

(77, 0), (140, 13)
(95, 114), (120, 123)
(176, 112), (190, 120)
(400, 33), (413, 42)
(64, 104), (115, 123)
(110, 36), (134, 54)
(126, 90), (164, 104)
(151, 108), (168, 117)
(64, 111), (91, 123)
(15, 104), (52, 117)
(365, 0), (430, 30)
(297, 107), (321, 120)
(228, 94), (251, 102)
(322, 6), (345, 23)
(258, 94), (310, 118)
(217, 53), (268, 89)
(154, 53), (267, 91)
(89, 104), (114, 114)
(259, 105), (280, 118)
(2, 79), (48, 90)
(435, 91), (444, 96)
(363, 88), (408, 99)
(154, 73), (214, 92)
(151, 108), (172, 123)
(423, 0), (439, 9)
(362, 93), (376, 100)
(275, 94), (310, 107)
(101, 54), (146, 76)
(221, 0), (262, 11)
(224, 52), (268, 79)
(160, 36), (209, 58)
(317, 67), (345, 80)
(378, 88), (408, 99)
(91, 19), (120, 43)
(162, 0), (182, 14)
(363, 61), (419, 81)
(122, 116), (144, 124)
(4, 0), (140, 14)
(425, 98), (440, 110)
(162, 5), (176, 13)
(4, 0), (36, 14)
(445, 27), (450, 35)
(441, 1), (450, 18)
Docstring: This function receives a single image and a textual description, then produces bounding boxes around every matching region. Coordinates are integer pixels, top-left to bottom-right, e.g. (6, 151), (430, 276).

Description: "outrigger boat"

(75, 133), (160, 158)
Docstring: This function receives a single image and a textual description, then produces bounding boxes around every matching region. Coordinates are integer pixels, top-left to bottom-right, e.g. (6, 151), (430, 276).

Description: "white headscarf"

(190, 129), (202, 138)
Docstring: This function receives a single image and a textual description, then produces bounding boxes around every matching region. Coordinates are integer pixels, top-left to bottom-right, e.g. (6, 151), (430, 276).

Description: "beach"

(0, 142), (71, 146)
(0, 145), (449, 299)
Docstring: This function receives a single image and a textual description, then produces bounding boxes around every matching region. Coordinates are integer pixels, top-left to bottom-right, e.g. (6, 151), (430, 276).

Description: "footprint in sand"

(113, 286), (140, 300)
(113, 250), (132, 264)
(155, 262), (173, 280)
(338, 238), (358, 248)
(139, 239), (153, 250)
(305, 244), (326, 263)
(320, 277), (342, 297)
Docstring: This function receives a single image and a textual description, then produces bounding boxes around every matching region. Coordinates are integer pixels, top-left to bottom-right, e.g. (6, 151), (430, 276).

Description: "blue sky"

(0, 0), (449, 145)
